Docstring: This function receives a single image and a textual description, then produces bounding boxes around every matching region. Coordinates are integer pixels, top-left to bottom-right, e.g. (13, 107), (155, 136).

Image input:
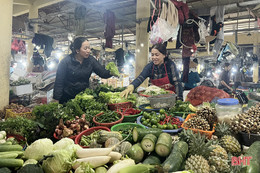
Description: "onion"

(84, 125), (89, 130)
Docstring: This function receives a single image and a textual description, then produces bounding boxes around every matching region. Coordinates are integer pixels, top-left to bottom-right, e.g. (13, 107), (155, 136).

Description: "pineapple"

(214, 122), (232, 138)
(196, 106), (217, 126)
(185, 155), (210, 173)
(183, 116), (210, 131)
(209, 156), (230, 173)
(210, 145), (228, 160)
(220, 135), (241, 154)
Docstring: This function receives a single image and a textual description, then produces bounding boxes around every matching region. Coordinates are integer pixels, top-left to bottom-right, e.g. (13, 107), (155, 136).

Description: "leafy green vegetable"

(105, 62), (120, 77)
(42, 149), (72, 173)
(32, 102), (73, 141)
(24, 138), (54, 161)
(0, 117), (39, 144)
(98, 91), (136, 104)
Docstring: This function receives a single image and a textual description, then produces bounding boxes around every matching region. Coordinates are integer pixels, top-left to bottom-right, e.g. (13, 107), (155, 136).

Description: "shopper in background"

(53, 37), (118, 104)
(120, 43), (183, 100)
(183, 58), (200, 90)
(218, 62), (232, 93)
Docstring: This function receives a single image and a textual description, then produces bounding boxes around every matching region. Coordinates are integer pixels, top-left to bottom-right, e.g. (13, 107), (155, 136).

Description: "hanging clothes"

(104, 10), (115, 48)
(160, 0), (179, 28)
(32, 33), (54, 57)
(170, 0), (189, 25)
(210, 6), (225, 58)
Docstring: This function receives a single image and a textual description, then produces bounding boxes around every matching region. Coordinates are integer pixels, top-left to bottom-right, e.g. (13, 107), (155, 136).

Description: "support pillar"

(0, 0), (13, 109)
(27, 2), (39, 72)
(135, 0), (150, 88)
(253, 21), (259, 83)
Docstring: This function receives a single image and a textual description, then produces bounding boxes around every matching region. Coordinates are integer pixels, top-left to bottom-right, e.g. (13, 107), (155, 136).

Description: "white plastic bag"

(150, 18), (178, 44)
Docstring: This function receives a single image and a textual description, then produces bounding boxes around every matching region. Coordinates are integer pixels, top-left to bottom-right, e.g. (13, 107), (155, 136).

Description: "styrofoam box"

(11, 84), (33, 96)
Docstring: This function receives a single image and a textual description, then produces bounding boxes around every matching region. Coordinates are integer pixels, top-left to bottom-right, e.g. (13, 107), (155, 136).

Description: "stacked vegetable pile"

(54, 114), (90, 139)
(140, 111), (183, 130)
(186, 85), (230, 106)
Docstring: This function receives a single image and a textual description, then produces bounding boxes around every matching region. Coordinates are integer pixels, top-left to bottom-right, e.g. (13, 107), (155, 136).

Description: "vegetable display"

(54, 114), (90, 139)
(141, 85), (169, 96)
(186, 85), (230, 106)
(140, 111), (183, 129)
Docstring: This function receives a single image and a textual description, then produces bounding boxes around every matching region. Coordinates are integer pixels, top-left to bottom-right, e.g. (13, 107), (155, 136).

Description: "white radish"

(107, 159), (135, 173)
(76, 148), (112, 158)
(108, 152), (122, 163)
(72, 156), (111, 170)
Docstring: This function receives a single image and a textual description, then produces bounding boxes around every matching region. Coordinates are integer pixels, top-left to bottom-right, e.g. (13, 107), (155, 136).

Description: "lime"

(167, 124), (174, 129)
(152, 125), (157, 128)
(159, 109), (166, 114)
(151, 118), (158, 125)
(142, 120), (148, 126)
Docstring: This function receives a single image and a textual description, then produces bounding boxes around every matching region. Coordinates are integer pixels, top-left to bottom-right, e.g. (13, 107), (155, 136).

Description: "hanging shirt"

(131, 58), (183, 99)
(53, 54), (112, 103)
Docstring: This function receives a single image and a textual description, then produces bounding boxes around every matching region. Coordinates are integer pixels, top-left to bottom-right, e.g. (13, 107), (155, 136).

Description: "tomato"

(152, 125), (157, 128)
(142, 120), (148, 126)
(167, 123), (173, 129)
(151, 118), (158, 125)
(159, 109), (166, 114)
(143, 112), (150, 119)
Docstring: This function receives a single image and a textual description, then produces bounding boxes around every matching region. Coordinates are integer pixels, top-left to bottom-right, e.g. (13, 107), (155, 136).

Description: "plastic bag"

(150, 18), (178, 44)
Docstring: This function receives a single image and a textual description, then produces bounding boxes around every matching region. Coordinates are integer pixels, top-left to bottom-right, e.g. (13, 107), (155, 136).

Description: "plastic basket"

(239, 131), (260, 147)
(75, 126), (110, 148)
(119, 108), (142, 123)
(136, 116), (184, 134)
(181, 113), (215, 138)
(5, 109), (33, 119)
(93, 112), (124, 128)
(108, 102), (133, 111)
(111, 123), (145, 142)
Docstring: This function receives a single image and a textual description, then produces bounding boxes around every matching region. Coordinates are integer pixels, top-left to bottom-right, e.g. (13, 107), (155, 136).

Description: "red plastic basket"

(107, 102), (133, 111)
(75, 126), (110, 148)
(181, 113), (215, 138)
(93, 112), (124, 128)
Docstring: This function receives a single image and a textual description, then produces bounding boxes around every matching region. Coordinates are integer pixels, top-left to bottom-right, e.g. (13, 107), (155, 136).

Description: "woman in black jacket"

(53, 37), (118, 103)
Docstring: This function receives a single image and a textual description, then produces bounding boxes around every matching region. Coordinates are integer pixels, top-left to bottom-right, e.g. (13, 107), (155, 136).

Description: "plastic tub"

(239, 131), (260, 147)
(215, 98), (242, 124)
(93, 112), (124, 128)
(121, 109), (143, 123)
(75, 126), (110, 148)
(108, 102), (133, 111)
(136, 116), (184, 134)
(149, 94), (177, 109)
(181, 114), (215, 139)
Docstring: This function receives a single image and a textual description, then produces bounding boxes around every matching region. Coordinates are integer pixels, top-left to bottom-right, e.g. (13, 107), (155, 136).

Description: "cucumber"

(95, 166), (107, 173)
(155, 133), (172, 157)
(143, 154), (161, 165)
(0, 159), (24, 168)
(141, 134), (157, 152)
(0, 151), (24, 157)
(132, 127), (162, 142)
(0, 145), (23, 152)
(162, 141), (189, 172)
(0, 167), (11, 173)
(0, 153), (18, 159)
(126, 143), (144, 163)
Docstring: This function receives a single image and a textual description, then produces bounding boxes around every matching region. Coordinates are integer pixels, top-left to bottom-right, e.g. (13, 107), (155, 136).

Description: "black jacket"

(53, 54), (112, 103)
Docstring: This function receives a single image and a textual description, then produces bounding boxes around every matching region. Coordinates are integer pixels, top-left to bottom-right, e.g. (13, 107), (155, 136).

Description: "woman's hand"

(120, 85), (134, 98)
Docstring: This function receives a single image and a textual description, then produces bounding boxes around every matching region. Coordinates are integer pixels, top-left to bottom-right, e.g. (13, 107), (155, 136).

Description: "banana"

(188, 104), (197, 112)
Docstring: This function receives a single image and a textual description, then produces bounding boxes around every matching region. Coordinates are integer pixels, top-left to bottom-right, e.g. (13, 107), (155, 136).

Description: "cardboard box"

(11, 84), (33, 96)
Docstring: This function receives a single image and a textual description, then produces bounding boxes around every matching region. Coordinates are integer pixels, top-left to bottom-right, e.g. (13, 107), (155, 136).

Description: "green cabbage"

(42, 149), (72, 173)
(53, 138), (74, 150)
(23, 159), (38, 166)
(24, 138), (53, 161)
